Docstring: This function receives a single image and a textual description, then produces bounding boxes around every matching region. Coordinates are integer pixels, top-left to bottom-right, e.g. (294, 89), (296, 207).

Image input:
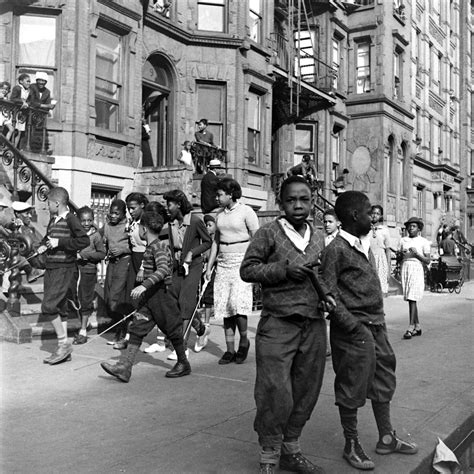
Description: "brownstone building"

(0, 0), (472, 244)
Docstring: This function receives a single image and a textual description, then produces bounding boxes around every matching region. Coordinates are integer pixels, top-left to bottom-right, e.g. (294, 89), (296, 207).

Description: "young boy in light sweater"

(240, 176), (334, 474)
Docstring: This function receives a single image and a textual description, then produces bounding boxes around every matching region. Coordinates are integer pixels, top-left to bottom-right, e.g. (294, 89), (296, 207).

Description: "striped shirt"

(141, 238), (172, 290)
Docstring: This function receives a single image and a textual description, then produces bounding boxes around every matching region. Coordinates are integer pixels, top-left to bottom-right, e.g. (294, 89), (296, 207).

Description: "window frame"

(355, 41), (371, 94)
(14, 12), (60, 113)
(332, 38), (340, 89)
(294, 122), (318, 167)
(94, 24), (125, 133)
(197, 0), (227, 33)
(249, 0), (263, 43)
(196, 81), (227, 150)
(247, 88), (264, 166)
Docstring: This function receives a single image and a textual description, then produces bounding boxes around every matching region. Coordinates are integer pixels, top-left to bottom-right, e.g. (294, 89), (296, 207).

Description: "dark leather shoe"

(280, 452), (325, 473)
(48, 343), (73, 365)
(235, 340), (250, 364)
(73, 334), (88, 345)
(218, 351), (236, 365)
(100, 361), (132, 382)
(43, 351), (72, 364)
(113, 338), (128, 350)
(165, 360), (191, 378)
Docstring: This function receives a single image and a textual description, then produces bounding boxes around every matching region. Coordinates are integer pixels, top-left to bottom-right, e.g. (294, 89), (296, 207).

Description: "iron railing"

(0, 135), (79, 212)
(0, 99), (51, 154)
(191, 141), (227, 174)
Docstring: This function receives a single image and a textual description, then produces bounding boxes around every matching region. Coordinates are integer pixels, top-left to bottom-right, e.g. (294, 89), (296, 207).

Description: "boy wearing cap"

(397, 217), (431, 340)
(29, 72), (54, 109)
(320, 191), (418, 471)
(200, 159), (221, 214)
(11, 201), (45, 283)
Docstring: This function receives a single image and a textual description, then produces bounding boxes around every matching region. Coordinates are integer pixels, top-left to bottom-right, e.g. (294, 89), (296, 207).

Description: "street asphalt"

(1, 282), (473, 474)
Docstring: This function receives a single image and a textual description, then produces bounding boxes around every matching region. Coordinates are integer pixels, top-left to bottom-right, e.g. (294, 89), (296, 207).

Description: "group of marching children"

(13, 176), (259, 378)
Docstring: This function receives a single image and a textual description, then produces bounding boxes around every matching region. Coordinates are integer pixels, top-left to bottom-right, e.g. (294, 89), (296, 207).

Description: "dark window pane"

(95, 99), (118, 132)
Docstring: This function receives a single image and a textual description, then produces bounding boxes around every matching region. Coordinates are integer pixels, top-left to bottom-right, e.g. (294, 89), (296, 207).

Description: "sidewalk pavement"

(1, 282), (473, 474)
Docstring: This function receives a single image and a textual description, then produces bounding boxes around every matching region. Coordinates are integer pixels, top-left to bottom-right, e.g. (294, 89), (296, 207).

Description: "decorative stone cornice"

(144, 13), (243, 49)
(97, 0), (142, 22)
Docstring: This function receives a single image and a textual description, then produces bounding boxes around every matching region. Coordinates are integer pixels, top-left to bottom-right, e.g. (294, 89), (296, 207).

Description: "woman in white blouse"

(205, 178), (259, 365)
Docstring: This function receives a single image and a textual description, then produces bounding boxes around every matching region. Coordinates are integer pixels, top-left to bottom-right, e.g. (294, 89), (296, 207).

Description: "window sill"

(90, 127), (135, 145)
(246, 162), (269, 175)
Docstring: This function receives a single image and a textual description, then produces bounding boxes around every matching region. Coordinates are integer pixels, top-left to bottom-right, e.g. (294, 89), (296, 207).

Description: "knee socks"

(235, 314), (248, 345)
(223, 316), (237, 352)
(371, 401), (393, 439)
(339, 406), (358, 439)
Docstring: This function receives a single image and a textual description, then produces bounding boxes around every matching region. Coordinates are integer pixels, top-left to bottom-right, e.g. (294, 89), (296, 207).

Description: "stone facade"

(0, 0), (471, 244)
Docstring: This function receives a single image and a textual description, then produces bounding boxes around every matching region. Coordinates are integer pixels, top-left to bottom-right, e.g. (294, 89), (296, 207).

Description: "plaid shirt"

(141, 239), (172, 290)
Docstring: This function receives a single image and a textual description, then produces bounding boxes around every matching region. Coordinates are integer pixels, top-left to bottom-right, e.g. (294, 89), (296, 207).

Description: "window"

(388, 135), (397, 194)
(431, 0), (441, 23)
(249, 0), (262, 43)
(331, 125), (342, 182)
(332, 38), (340, 89)
(247, 90), (263, 165)
(356, 42), (370, 93)
(95, 27), (122, 132)
(143, 55), (175, 167)
(295, 29), (316, 83)
(416, 186), (425, 219)
(196, 82), (226, 148)
(393, 50), (401, 99)
(198, 0), (226, 32)
(400, 142), (408, 196)
(415, 30), (421, 77)
(16, 15), (57, 96)
(437, 122), (443, 157)
(294, 123), (317, 167)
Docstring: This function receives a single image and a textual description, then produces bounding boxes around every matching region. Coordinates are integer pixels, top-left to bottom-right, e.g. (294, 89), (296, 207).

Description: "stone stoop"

(1, 280), (112, 342)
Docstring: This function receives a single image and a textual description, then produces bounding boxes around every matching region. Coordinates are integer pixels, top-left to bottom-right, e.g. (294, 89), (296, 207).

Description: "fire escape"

(272, 0), (337, 216)
(272, 0), (337, 131)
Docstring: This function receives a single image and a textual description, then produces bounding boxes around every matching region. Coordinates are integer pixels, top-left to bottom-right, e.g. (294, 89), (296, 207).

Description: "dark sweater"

(78, 227), (106, 273)
(103, 219), (131, 258)
(319, 234), (384, 332)
(43, 212), (89, 268)
(240, 219), (325, 319)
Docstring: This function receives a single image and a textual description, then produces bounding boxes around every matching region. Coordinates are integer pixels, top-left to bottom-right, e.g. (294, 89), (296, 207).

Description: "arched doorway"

(142, 55), (175, 167)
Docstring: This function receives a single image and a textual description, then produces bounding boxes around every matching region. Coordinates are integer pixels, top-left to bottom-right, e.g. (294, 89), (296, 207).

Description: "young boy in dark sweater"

(240, 176), (333, 474)
(72, 206), (106, 344)
(37, 187), (89, 365)
(100, 202), (190, 382)
(320, 191), (418, 471)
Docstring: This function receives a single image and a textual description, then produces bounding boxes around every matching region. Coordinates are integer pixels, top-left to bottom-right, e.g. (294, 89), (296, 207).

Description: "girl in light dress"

(398, 217), (431, 340)
(369, 205), (392, 295)
(205, 178), (259, 365)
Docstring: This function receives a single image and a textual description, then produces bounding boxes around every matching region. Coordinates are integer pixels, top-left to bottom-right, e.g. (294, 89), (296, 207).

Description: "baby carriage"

(428, 256), (464, 294)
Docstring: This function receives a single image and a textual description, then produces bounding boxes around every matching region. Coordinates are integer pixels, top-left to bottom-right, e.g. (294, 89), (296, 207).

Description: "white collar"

(279, 218), (311, 253)
(54, 210), (68, 223)
(339, 229), (370, 258)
